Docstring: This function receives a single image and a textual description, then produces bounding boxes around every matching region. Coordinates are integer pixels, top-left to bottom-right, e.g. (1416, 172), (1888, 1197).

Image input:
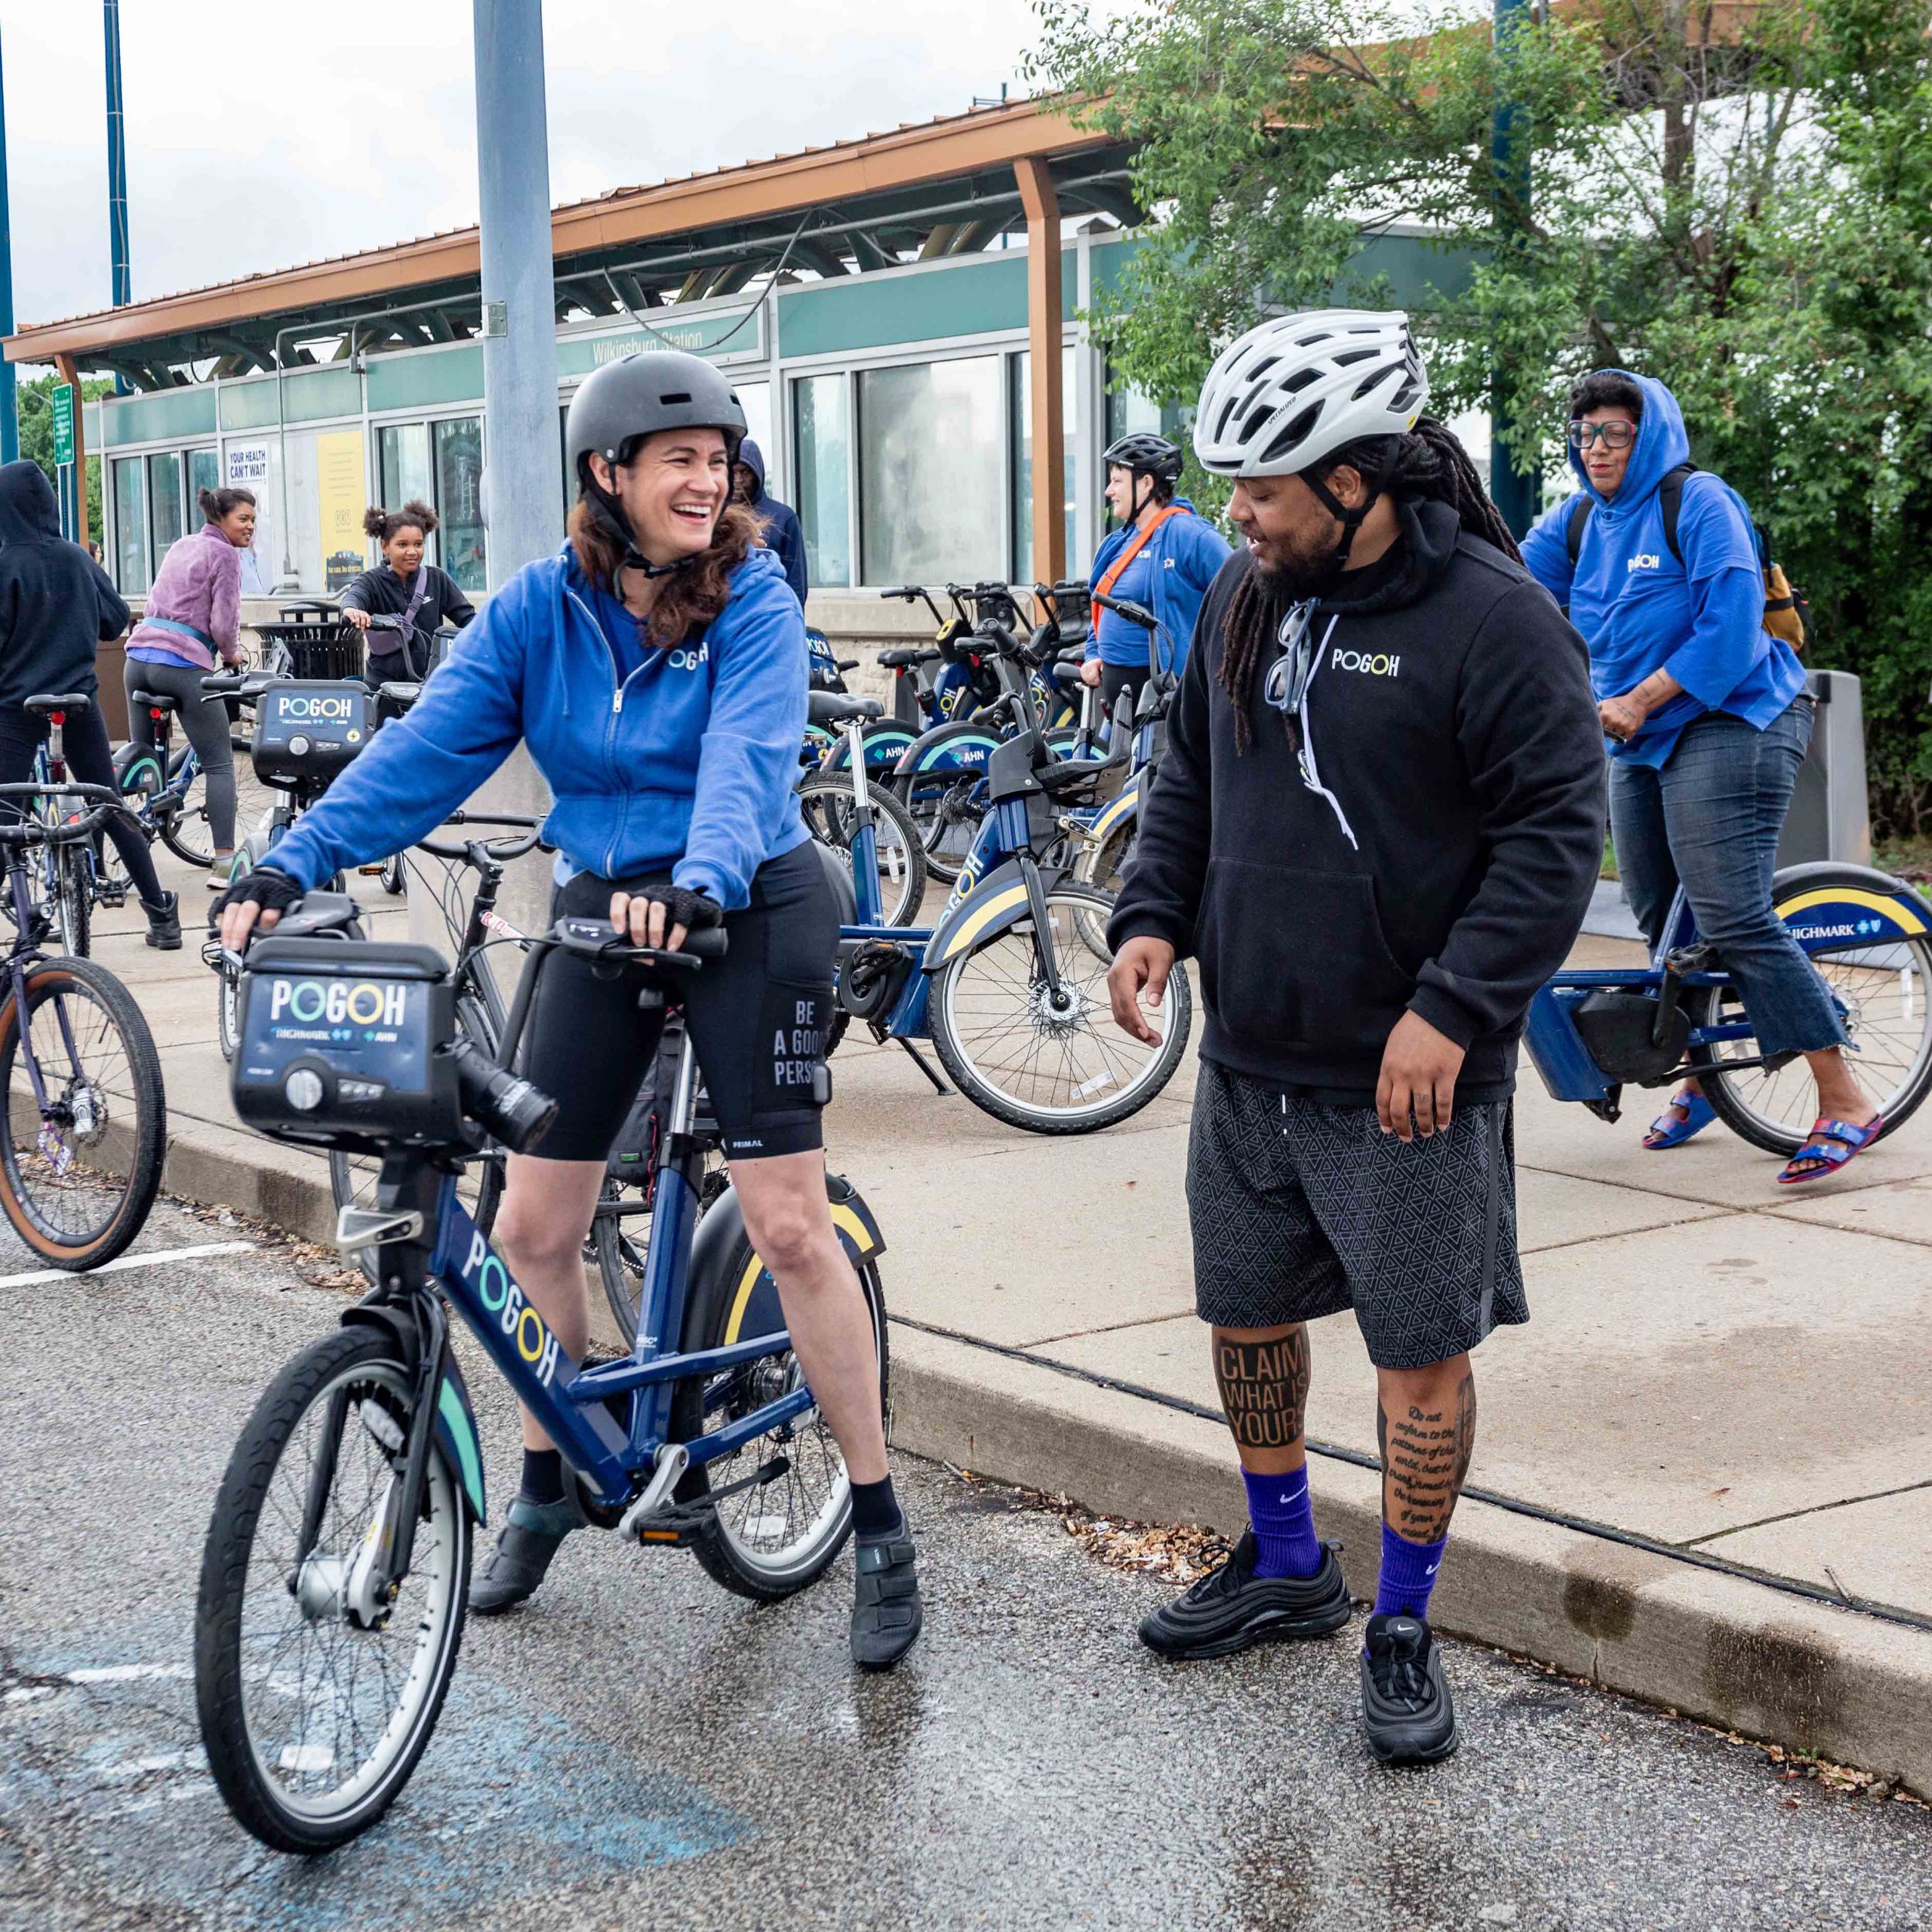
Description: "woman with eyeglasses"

(1521, 370), (1872, 1184)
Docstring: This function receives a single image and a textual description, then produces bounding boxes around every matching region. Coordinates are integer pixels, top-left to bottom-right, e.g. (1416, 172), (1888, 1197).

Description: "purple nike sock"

(1241, 1465), (1323, 1579)
(1373, 1521), (1448, 1621)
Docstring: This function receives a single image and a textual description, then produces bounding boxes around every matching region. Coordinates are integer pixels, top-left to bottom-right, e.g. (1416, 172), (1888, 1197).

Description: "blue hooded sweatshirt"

(266, 543), (809, 910)
(1085, 500), (1231, 673)
(1520, 371), (1804, 768)
(736, 439), (808, 608)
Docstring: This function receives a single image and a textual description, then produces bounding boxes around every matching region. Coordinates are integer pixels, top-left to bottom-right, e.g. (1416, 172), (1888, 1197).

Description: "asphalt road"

(2, 1215), (1929, 1932)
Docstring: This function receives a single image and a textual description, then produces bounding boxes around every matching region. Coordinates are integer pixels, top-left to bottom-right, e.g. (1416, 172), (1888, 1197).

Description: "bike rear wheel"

(195, 1327), (469, 1854)
(162, 741), (276, 869)
(894, 773), (986, 884)
(928, 880), (1192, 1133)
(0, 955), (165, 1269)
(669, 1192), (888, 1601)
(52, 844), (90, 958)
(797, 771), (928, 927)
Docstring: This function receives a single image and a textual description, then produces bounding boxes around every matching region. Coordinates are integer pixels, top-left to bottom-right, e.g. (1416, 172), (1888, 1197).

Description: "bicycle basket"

(254, 621), (365, 682)
(232, 938), (460, 1151)
(249, 679), (374, 787)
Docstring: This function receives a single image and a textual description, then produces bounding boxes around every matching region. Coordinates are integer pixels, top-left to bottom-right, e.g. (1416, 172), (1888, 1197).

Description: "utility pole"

(104, 1), (131, 396)
(0, 26), (17, 466)
(472, 0), (561, 584)
(1487, 0), (1538, 537)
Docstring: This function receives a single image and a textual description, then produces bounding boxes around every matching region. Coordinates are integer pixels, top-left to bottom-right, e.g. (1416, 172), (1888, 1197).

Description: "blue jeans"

(1610, 698), (1844, 1059)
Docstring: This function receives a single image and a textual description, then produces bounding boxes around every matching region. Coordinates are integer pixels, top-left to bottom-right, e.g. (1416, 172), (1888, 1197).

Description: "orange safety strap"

(1095, 504), (1183, 601)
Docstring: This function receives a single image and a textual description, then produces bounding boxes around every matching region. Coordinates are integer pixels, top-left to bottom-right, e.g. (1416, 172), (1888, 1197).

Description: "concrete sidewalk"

(94, 853), (1932, 1792)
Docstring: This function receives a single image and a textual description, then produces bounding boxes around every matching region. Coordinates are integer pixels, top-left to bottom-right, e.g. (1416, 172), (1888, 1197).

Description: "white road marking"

(0, 1241), (253, 1290)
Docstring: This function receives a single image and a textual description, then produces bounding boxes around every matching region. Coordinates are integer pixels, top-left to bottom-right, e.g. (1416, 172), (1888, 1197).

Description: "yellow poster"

(316, 431), (365, 593)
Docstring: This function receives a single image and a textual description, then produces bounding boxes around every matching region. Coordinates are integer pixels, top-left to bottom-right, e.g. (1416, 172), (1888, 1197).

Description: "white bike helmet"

(1193, 309), (1428, 478)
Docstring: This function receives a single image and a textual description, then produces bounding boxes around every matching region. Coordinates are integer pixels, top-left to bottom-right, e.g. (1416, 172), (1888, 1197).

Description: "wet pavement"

(3, 1226), (1929, 1932)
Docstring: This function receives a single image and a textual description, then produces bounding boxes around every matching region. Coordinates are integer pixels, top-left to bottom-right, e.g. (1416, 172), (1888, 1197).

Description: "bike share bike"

(194, 894), (889, 1853)
(1525, 861), (1932, 1149)
(0, 731), (165, 1267)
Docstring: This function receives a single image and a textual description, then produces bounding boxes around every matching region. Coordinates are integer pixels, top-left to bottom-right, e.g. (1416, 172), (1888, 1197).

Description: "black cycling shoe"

(1360, 1613), (1460, 1764)
(470, 1481), (588, 1617)
(143, 890), (181, 951)
(1138, 1532), (1352, 1660)
(851, 1524), (923, 1669)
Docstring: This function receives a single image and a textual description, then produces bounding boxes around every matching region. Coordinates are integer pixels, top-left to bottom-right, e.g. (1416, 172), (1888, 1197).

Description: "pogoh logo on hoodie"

(665, 641), (709, 672)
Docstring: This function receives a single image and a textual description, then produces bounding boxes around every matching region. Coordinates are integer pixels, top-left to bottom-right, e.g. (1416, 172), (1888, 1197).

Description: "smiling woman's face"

(1577, 405), (1639, 498)
(592, 429), (730, 566)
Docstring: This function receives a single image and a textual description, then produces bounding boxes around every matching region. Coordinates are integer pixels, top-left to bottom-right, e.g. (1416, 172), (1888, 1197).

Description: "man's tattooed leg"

(1211, 1323), (1312, 1474)
(1374, 1354), (1476, 1544)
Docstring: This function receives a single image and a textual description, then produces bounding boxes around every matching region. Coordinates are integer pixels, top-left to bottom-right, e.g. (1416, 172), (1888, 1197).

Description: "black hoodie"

(0, 460), (129, 711)
(1108, 498), (1604, 1103)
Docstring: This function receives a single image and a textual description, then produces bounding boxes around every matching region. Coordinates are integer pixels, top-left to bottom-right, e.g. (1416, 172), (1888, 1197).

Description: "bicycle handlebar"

(0, 780), (128, 848)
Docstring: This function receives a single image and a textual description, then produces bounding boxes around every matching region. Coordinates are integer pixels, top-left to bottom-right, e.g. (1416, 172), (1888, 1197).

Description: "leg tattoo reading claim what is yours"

(1214, 1329), (1312, 1452)
(1379, 1374), (1476, 1544)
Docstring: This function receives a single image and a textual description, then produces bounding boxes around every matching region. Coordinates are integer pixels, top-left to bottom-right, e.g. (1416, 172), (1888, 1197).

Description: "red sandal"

(1777, 1114), (1884, 1186)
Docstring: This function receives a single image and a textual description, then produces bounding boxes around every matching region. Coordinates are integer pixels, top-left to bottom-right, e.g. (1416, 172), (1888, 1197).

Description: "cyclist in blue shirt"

(214, 352), (921, 1667)
(1521, 371), (1875, 1185)
(1082, 433), (1230, 715)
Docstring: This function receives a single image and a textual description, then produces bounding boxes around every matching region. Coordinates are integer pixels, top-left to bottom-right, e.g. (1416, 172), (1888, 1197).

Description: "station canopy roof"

(5, 97), (1140, 389)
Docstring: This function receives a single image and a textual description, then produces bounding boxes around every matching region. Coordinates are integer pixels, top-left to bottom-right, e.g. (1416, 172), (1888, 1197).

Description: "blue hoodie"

(266, 543), (809, 909)
(736, 439), (808, 608)
(1521, 371), (1804, 767)
(1085, 500), (1231, 672)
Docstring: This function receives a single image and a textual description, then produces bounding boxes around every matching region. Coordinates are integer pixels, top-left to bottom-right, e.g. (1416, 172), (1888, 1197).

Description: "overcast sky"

(3, 0), (1068, 368)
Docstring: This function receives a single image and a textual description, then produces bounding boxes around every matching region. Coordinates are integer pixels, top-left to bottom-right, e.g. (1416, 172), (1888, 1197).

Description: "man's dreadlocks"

(1219, 416), (1521, 752)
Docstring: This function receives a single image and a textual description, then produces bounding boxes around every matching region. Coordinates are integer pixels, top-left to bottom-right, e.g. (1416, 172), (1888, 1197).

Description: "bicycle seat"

(131, 690), (179, 716)
(23, 692), (89, 717)
(808, 692), (883, 725)
(878, 647), (928, 669)
(377, 680), (422, 709)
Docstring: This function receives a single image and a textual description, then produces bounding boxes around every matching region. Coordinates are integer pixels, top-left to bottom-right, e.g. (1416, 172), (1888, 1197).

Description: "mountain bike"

(21, 697), (108, 958)
(195, 895), (888, 1853)
(0, 774), (165, 1267)
(1527, 861), (1932, 1151)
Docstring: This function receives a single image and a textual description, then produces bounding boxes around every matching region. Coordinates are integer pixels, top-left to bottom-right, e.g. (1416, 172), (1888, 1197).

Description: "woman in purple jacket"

(124, 487), (254, 886)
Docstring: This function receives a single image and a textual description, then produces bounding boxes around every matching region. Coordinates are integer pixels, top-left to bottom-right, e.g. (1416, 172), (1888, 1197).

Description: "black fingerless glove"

(208, 866), (303, 927)
(635, 878), (724, 934)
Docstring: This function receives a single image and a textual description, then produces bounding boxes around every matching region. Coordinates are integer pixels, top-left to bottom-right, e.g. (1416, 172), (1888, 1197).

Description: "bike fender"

(893, 720), (1004, 777)
(921, 857), (1066, 971)
(686, 1174), (887, 1349)
(1090, 777), (1140, 842)
(826, 720), (917, 771)
(340, 1300), (488, 1524)
(1772, 863), (1930, 948)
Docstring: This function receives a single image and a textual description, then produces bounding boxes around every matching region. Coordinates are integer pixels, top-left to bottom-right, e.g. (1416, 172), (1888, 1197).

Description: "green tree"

(1029, 0), (1932, 832)
(14, 371), (108, 550)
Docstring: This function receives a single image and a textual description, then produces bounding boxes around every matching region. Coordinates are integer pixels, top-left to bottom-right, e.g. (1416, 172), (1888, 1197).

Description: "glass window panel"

(1009, 347), (1078, 585)
(378, 423), (435, 566)
(187, 448), (220, 508)
(858, 358), (1004, 587)
(148, 452), (185, 559)
(1106, 376), (1164, 446)
(735, 382), (772, 469)
(432, 417), (487, 592)
(112, 457), (147, 594)
(792, 374), (850, 589)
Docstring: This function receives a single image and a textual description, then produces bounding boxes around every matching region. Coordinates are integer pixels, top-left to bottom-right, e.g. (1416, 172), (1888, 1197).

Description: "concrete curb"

(887, 1323), (1932, 1798)
(160, 1134), (1932, 1795)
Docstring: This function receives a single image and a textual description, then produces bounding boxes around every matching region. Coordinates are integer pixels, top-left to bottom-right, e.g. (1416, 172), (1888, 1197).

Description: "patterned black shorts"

(1185, 1061), (1527, 1369)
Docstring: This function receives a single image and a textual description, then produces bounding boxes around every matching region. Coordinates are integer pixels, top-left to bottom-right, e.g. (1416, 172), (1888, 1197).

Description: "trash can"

(1777, 668), (1872, 869)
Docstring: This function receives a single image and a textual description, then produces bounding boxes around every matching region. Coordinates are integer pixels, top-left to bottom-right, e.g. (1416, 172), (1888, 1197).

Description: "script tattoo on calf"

(1378, 1372), (1476, 1543)
(1213, 1328), (1311, 1452)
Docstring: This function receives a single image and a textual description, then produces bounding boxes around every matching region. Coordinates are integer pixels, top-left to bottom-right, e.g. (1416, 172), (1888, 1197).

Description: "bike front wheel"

(195, 1327), (470, 1854)
(0, 956), (165, 1268)
(52, 845), (91, 958)
(928, 880), (1192, 1133)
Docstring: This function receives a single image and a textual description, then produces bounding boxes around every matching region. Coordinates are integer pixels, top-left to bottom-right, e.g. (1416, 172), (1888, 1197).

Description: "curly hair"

(1219, 417), (1521, 751)
(364, 500), (438, 543)
(568, 497), (761, 651)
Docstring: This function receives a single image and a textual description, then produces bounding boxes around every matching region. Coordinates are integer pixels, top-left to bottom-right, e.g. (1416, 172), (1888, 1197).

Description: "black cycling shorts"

(520, 839), (837, 1164)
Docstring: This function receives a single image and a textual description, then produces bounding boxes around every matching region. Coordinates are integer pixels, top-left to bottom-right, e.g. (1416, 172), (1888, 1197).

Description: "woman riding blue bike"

(215, 350), (921, 1668)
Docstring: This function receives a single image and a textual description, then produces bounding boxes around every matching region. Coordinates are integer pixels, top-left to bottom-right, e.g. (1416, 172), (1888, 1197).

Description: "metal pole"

(0, 26), (16, 465)
(472, 0), (561, 585)
(1488, 0), (1538, 537)
(103, 2), (131, 398)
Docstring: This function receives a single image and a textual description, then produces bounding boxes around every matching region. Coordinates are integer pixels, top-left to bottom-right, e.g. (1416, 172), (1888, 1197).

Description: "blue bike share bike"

(194, 897), (888, 1854)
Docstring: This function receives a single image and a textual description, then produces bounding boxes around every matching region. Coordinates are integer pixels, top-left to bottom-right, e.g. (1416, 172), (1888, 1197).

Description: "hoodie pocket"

(1192, 859), (1415, 1055)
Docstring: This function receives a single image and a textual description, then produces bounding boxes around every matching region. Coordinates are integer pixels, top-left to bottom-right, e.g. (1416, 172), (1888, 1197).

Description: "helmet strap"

(583, 463), (700, 582)
(1303, 468), (1380, 576)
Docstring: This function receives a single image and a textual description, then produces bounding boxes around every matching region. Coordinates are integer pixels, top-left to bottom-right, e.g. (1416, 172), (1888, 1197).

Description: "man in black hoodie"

(0, 460), (177, 946)
(1107, 313), (1601, 1764)
(731, 439), (808, 607)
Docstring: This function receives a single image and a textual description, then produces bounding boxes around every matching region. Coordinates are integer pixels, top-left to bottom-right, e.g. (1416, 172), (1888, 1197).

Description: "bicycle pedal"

(619, 1443), (690, 1543)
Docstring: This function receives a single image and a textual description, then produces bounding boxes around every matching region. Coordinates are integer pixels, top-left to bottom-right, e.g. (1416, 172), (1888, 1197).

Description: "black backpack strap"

(1658, 462), (1697, 565)
(1564, 494), (1590, 566)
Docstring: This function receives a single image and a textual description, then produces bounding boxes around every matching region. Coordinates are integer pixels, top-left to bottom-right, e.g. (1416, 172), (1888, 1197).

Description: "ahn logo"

(1627, 554), (1663, 571)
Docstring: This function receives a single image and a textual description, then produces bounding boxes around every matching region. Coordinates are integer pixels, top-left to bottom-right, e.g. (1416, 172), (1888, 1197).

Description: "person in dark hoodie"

(1105, 313), (1602, 1764)
(0, 460), (178, 946)
(731, 439), (808, 607)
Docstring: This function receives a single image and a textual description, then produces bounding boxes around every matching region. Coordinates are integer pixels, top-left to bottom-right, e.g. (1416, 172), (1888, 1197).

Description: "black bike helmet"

(1102, 432), (1183, 485)
(565, 350), (749, 576)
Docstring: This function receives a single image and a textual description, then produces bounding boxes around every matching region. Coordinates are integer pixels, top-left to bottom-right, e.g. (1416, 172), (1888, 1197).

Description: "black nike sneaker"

(1137, 1533), (1352, 1660)
(1360, 1613), (1460, 1764)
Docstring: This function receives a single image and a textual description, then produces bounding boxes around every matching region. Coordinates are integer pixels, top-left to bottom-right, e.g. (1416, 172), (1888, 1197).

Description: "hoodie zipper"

(565, 586), (649, 875)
